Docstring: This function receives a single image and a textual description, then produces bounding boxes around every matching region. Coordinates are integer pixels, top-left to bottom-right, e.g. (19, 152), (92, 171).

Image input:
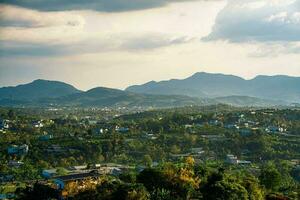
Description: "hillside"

(55, 87), (205, 108)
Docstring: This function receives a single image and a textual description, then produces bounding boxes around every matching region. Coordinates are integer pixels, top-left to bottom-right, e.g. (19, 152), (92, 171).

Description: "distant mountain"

(54, 87), (205, 108)
(126, 72), (300, 103)
(0, 79), (81, 101)
(0, 76), (296, 108)
(214, 96), (287, 107)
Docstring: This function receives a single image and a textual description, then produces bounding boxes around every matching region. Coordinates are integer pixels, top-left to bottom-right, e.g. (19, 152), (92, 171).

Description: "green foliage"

(259, 163), (282, 191)
(16, 182), (59, 200)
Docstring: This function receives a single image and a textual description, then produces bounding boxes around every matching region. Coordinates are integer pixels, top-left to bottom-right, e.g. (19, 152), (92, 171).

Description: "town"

(0, 105), (299, 199)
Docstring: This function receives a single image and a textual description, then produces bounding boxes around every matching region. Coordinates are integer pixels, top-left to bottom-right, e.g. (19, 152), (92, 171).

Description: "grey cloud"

(0, 0), (210, 12)
(203, 0), (300, 43)
(120, 35), (194, 50)
(0, 34), (193, 57)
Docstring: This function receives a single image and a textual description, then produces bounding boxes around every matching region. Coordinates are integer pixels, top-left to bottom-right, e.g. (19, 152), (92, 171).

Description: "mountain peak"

(0, 79), (81, 101)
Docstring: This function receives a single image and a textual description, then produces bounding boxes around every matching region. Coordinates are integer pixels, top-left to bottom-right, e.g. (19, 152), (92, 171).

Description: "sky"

(0, 0), (300, 90)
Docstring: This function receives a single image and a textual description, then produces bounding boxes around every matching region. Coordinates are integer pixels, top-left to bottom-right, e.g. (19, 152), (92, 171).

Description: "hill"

(54, 87), (205, 108)
(126, 72), (300, 103)
(0, 79), (81, 101)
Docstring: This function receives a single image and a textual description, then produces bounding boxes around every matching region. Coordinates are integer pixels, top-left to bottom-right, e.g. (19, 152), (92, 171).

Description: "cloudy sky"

(0, 0), (300, 90)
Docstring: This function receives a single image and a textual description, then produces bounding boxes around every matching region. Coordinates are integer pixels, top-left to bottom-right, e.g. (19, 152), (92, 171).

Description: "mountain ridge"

(0, 74), (298, 108)
(126, 72), (300, 102)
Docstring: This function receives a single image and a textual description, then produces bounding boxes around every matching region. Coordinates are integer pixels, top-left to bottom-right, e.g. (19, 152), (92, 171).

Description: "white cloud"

(203, 0), (300, 42)
(0, 1), (224, 55)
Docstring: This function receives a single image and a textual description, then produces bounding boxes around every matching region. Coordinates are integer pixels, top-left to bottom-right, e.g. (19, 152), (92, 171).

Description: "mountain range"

(0, 72), (299, 108)
(127, 72), (300, 103)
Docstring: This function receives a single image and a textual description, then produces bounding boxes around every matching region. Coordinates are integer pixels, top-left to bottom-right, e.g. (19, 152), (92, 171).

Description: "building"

(226, 154), (238, 164)
(190, 148), (204, 155)
(54, 172), (100, 189)
(8, 160), (24, 168)
(266, 126), (285, 133)
(46, 145), (65, 153)
(115, 126), (129, 133)
(42, 169), (59, 179)
(224, 124), (239, 129)
(0, 119), (9, 130)
(239, 129), (252, 137)
(7, 144), (29, 155)
(92, 128), (104, 135)
(225, 154), (251, 165)
(32, 120), (43, 128)
(39, 134), (53, 141)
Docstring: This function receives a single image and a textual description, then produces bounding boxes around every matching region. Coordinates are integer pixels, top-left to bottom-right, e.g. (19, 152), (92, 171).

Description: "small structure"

(239, 129), (251, 137)
(39, 134), (53, 141)
(92, 128), (104, 135)
(32, 120), (43, 128)
(7, 144), (29, 155)
(190, 148), (204, 155)
(0, 119), (9, 130)
(226, 154), (238, 164)
(265, 126), (285, 133)
(54, 171), (100, 190)
(46, 145), (65, 153)
(42, 169), (59, 179)
(224, 124), (239, 129)
(0, 173), (13, 182)
(115, 126), (129, 133)
(8, 160), (24, 168)
(225, 154), (251, 165)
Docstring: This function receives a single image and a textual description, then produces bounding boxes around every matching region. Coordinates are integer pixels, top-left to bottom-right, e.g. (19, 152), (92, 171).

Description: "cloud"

(0, 34), (193, 57)
(0, 0), (217, 12)
(1, 2), (215, 56)
(0, 4), (85, 28)
(203, 0), (300, 42)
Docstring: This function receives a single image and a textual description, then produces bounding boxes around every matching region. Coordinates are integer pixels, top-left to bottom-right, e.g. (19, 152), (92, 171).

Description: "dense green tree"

(16, 182), (59, 200)
(259, 164), (282, 191)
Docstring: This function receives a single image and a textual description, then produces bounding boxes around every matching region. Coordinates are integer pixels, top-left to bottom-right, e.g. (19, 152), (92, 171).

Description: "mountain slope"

(214, 96), (287, 107)
(0, 79), (82, 101)
(55, 87), (205, 107)
(126, 72), (300, 102)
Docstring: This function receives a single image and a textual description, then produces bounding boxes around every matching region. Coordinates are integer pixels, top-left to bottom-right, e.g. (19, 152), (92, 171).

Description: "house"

(0, 173), (13, 182)
(239, 129), (251, 136)
(265, 126), (285, 133)
(54, 171), (100, 190)
(88, 120), (98, 125)
(92, 128), (104, 135)
(7, 144), (29, 155)
(226, 154), (238, 164)
(184, 124), (193, 129)
(32, 120), (43, 128)
(42, 169), (59, 179)
(237, 160), (252, 165)
(115, 126), (129, 133)
(209, 120), (220, 126)
(8, 160), (24, 168)
(201, 135), (227, 141)
(224, 124), (239, 129)
(190, 148), (204, 155)
(0, 119), (9, 130)
(144, 133), (158, 140)
(39, 134), (53, 141)
(225, 154), (251, 165)
(46, 145), (65, 153)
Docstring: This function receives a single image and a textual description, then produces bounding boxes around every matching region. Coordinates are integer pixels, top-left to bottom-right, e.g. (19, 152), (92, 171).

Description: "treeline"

(17, 157), (299, 200)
